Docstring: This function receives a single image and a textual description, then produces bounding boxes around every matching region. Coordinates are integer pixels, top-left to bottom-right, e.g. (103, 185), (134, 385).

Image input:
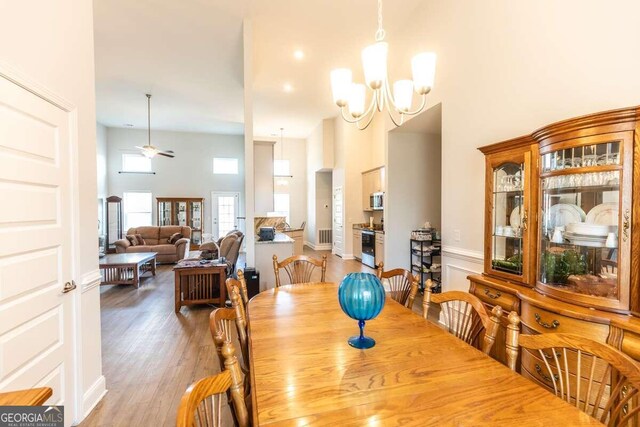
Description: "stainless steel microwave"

(370, 192), (384, 211)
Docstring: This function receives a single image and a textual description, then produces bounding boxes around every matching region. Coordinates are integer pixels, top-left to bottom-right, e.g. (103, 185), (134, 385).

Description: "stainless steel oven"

(361, 229), (375, 268)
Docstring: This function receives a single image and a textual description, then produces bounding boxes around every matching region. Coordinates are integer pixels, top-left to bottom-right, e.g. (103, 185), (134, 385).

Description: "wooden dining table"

(247, 283), (603, 426)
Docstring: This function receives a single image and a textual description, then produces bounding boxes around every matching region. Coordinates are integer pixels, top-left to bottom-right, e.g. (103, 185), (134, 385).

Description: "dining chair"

(225, 278), (248, 339)
(176, 340), (249, 427)
(234, 270), (249, 305)
(422, 282), (503, 355)
(375, 263), (419, 308)
(506, 314), (640, 426)
(209, 305), (249, 382)
(272, 254), (327, 287)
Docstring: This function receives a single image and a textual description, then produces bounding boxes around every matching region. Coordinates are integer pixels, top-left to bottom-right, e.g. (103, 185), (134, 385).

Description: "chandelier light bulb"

(331, 68), (353, 107)
(348, 84), (366, 118)
(361, 42), (388, 89)
(393, 80), (414, 112)
(411, 52), (437, 95)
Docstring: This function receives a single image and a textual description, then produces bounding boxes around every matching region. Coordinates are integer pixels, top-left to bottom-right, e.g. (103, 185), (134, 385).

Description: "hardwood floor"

(80, 248), (379, 426)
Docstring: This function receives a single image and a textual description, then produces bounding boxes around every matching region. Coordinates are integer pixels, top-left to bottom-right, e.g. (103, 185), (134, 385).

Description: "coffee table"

(99, 252), (157, 288)
(174, 259), (227, 313)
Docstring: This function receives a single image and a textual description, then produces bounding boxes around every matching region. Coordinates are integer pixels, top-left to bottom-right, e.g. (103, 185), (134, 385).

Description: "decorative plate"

(509, 206), (521, 228)
(586, 202), (618, 226)
(546, 203), (586, 230)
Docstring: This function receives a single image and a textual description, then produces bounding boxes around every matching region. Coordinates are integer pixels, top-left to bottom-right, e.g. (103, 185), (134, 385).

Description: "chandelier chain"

(375, 0), (385, 41)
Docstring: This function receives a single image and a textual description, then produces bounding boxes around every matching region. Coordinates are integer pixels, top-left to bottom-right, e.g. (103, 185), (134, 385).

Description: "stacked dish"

(564, 223), (610, 247)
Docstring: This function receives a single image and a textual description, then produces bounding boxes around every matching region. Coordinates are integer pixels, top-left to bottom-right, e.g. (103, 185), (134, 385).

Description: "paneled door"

(0, 74), (76, 422)
(212, 192), (240, 240)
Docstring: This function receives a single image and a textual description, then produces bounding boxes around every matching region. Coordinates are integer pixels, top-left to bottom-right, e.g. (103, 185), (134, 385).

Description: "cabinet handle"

(522, 209), (528, 232)
(623, 209), (630, 242)
(541, 350), (561, 360)
(534, 313), (559, 329)
(535, 364), (559, 383)
(484, 288), (502, 300)
(62, 280), (77, 294)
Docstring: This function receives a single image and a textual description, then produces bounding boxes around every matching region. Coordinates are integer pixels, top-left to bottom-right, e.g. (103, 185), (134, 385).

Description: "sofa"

(114, 226), (191, 263)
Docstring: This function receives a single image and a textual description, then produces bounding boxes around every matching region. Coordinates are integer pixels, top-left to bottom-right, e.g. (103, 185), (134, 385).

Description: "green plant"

(542, 249), (587, 284)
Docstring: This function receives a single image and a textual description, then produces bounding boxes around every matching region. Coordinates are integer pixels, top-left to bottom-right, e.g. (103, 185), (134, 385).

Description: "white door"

(0, 75), (76, 422)
(333, 186), (343, 255)
(212, 192), (240, 240)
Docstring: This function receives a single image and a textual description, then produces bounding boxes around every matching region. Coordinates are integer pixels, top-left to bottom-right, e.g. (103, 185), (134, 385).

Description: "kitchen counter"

(353, 224), (384, 234)
(255, 233), (294, 244)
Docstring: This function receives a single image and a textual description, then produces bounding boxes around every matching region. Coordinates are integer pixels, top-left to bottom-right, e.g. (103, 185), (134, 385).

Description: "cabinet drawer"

(520, 302), (609, 342)
(521, 350), (609, 410)
(471, 283), (519, 312)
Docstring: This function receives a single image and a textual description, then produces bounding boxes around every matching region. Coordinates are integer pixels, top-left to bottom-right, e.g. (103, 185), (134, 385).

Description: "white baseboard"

(82, 375), (107, 419)
(341, 253), (354, 260)
(304, 241), (332, 251)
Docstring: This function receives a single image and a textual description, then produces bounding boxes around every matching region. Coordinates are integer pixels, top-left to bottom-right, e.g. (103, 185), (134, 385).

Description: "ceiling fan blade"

(135, 146), (146, 150)
(157, 152), (175, 158)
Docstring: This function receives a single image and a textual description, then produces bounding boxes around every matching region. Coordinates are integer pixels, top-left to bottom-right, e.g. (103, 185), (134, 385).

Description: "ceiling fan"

(135, 94), (175, 159)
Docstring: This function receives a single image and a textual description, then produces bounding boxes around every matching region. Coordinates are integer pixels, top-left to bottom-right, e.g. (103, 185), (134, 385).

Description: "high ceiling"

(94, 0), (427, 138)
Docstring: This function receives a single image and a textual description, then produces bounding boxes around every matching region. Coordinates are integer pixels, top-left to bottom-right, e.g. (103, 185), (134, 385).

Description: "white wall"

(0, 0), (104, 422)
(106, 127), (245, 237)
(315, 171), (332, 232)
(254, 141), (274, 215)
(365, 0), (640, 291)
(305, 119), (334, 244)
(96, 123), (108, 199)
(385, 132), (441, 269)
(273, 137), (307, 228)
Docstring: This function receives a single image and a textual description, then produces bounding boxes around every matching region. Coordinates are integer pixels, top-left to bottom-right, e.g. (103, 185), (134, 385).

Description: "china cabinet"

(469, 106), (640, 374)
(156, 197), (204, 247)
(106, 196), (123, 253)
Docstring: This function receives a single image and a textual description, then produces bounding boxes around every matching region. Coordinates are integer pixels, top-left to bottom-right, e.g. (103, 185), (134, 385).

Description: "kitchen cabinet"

(375, 233), (384, 266)
(353, 229), (362, 260)
(282, 228), (304, 255)
(362, 166), (385, 211)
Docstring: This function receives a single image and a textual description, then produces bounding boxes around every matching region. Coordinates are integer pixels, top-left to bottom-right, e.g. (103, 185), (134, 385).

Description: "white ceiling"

(94, 0), (427, 138)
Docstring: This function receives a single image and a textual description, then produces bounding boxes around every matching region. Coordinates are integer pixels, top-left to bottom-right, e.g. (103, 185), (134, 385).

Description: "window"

(274, 159), (290, 176)
(123, 192), (152, 230)
(122, 153), (152, 172)
(213, 158), (239, 174)
(273, 193), (290, 224)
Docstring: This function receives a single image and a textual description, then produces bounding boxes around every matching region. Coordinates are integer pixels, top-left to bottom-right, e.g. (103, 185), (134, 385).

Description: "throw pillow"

(169, 232), (183, 244)
(135, 234), (145, 245)
(126, 235), (138, 246)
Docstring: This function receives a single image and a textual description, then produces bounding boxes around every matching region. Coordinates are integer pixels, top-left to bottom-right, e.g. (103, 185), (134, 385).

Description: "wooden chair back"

(209, 307), (248, 375)
(235, 270), (249, 304)
(505, 317), (640, 427)
(272, 254), (327, 287)
(376, 263), (418, 308)
(176, 340), (249, 427)
(422, 283), (502, 355)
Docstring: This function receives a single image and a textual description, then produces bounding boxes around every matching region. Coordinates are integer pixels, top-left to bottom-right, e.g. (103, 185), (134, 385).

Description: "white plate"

(586, 202), (618, 226)
(546, 203), (586, 230)
(509, 206), (521, 228)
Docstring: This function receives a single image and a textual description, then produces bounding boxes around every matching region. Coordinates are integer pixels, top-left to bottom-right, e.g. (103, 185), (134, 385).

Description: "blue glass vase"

(338, 272), (386, 349)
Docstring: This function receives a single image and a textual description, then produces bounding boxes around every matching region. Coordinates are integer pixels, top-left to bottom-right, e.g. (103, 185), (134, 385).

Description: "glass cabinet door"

(490, 162), (526, 277)
(537, 136), (631, 311)
(485, 148), (532, 284)
(189, 200), (203, 245)
(175, 202), (187, 226)
(158, 201), (172, 226)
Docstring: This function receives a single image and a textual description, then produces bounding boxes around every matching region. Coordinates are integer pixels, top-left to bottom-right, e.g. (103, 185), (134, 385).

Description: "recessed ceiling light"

(124, 123), (134, 127)
(283, 83), (293, 93)
(294, 50), (304, 60)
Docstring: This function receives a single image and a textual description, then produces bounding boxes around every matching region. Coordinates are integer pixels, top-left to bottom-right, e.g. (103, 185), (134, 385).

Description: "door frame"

(0, 62), (86, 424)
(211, 191), (242, 240)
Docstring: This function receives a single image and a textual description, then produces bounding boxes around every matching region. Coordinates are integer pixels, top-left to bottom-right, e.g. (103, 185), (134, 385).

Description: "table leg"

(220, 268), (227, 307)
(174, 270), (181, 313)
(151, 257), (156, 276)
(133, 265), (140, 288)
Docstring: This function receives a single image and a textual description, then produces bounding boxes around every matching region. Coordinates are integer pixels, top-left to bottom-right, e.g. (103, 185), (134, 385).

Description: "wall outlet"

(453, 229), (461, 242)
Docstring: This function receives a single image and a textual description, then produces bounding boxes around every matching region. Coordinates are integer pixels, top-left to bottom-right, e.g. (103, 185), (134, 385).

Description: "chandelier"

(330, 0), (436, 130)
